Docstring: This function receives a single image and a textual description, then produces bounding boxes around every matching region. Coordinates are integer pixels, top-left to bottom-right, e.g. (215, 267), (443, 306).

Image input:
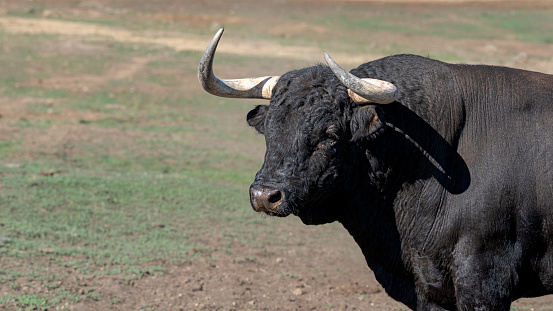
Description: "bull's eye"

(319, 132), (338, 145)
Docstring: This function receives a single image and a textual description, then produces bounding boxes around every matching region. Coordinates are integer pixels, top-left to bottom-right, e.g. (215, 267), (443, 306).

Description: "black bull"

(198, 29), (553, 310)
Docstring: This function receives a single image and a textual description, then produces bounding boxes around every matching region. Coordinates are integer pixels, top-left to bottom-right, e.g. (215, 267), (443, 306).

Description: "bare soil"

(1, 0), (553, 310)
(66, 223), (408, 311)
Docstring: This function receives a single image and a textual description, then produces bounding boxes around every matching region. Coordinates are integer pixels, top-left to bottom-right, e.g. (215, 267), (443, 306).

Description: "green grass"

(0, 294), (49, 311)
(0, 154), (262, 258)
(0, 141), (19, 157)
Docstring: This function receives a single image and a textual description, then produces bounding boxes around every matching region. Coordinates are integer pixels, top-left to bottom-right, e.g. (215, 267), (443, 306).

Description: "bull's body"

(332, 55), (553, 309)
(198, 29), (553, 310)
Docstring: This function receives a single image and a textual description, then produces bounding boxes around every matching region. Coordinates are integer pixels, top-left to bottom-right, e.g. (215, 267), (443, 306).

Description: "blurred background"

(0, 0), (552, 310)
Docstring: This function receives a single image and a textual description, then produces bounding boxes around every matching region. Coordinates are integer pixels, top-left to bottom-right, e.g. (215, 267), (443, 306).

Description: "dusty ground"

(1, 222), (401, 311)
(1, 0), (553, 310)
(70, 224), (404, 311)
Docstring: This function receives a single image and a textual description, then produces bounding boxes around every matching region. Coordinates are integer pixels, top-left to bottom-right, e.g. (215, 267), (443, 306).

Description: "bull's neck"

(336, 144), (418, 308)
(336, 96), (469, 307)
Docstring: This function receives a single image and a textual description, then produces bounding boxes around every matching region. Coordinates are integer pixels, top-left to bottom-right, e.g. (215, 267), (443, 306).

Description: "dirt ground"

(67, 224), (405, 311)
(2, 0), (553, 310)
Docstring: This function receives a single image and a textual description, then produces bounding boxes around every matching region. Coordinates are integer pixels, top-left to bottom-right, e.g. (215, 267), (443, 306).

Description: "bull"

(197, 28), (553, 310)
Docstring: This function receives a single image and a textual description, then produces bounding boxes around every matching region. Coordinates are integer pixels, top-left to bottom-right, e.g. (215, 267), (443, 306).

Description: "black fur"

(246, 55), (553, 310)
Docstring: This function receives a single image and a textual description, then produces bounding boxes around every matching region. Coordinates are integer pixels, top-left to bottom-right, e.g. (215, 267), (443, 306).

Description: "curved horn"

(323, 52), (397, 105)
(198, 28), (279, 99)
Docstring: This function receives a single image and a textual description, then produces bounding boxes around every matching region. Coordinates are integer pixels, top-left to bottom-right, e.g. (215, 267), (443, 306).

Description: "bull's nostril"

(268, 191), (282, 204)
(250, 185), (284, 213)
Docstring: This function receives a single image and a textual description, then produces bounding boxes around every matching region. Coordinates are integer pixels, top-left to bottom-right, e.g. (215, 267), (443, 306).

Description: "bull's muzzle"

(249, 185), (284, 213)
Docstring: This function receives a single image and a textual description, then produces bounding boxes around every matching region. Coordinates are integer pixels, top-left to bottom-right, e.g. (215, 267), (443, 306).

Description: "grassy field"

(0, 28), (268, 308)
(1, 1), (553, 310)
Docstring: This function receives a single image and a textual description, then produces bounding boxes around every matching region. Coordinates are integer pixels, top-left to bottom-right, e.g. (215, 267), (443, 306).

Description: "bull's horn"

(198, 28), (279, 99)
(323, 52), (397, 105)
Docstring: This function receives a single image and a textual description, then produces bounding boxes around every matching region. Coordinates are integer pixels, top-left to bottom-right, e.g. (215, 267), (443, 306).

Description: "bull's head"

(198, 28), (398, 224)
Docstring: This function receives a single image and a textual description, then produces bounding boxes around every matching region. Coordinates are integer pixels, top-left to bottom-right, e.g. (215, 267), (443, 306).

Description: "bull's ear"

(247, 104), (268, 134)
(350, 105), (386, 141)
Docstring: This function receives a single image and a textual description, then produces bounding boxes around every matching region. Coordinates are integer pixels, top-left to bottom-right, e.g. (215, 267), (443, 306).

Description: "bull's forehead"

(268, 102), (337, 130)
(263, 100), (343, 152)
(262, 64), (350, 142)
